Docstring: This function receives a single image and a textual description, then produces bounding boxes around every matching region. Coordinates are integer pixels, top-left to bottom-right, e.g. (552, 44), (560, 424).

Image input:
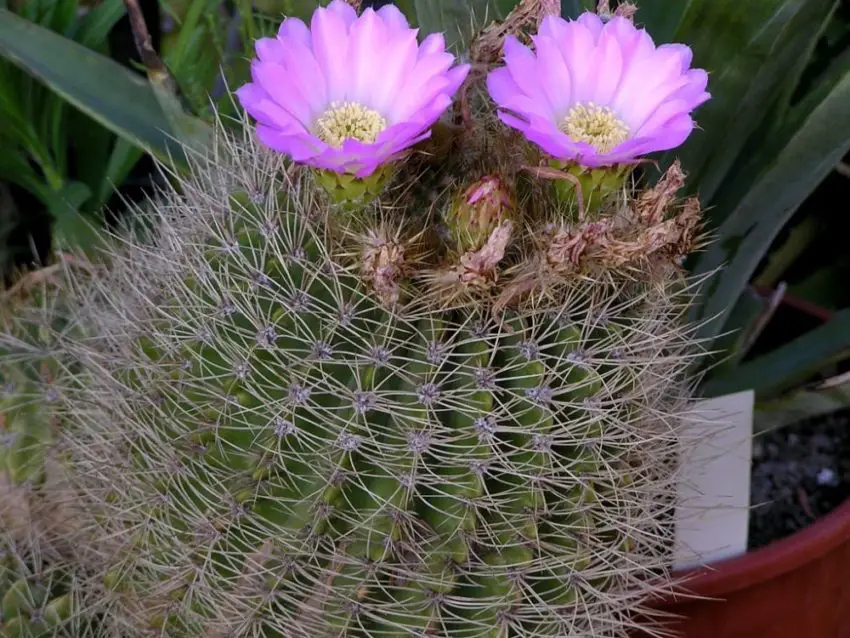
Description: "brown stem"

(122, 0), (167, 73)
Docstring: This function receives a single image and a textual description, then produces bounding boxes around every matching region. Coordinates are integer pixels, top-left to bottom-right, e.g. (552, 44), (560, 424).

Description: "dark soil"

(748, 408), (850, 551)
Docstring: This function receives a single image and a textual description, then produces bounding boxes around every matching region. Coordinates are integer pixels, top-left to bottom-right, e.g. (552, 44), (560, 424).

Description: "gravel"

(748, 408), (850, 551)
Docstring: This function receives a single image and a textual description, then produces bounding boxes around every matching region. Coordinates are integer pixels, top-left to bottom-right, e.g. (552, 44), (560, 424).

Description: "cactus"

(33, 114), (707, 638)
(5, 4), (715, 637)
(1, 277), (90, 638)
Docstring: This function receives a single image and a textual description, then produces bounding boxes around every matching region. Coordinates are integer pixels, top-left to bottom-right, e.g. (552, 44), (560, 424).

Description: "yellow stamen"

(559, 102), (630, 154)
(313, 101), (388, 147)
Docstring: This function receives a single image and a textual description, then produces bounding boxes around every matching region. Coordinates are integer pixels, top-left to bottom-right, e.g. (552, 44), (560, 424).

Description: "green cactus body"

(1, 287), (89, 638)
(24, 110), (703, 638)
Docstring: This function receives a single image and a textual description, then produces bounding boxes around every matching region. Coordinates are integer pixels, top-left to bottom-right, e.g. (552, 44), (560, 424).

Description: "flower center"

(559, 102), (630, 154)
(314, 101), (388, 148)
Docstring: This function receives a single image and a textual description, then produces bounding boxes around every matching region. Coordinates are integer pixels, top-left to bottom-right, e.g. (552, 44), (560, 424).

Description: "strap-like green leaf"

(701, 309), (850, 400)
(413, 0), (517, 50)
(690, 67), (850, 344)
(0, 8), (209, 168)
(754, 372), (850, 433)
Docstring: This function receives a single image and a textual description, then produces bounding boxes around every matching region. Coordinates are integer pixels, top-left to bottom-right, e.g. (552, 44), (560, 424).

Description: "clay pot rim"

(669, 497), (850, 599)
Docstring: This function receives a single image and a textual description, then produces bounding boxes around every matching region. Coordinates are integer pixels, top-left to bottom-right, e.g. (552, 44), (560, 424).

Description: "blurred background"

(1, 0), (849, 550)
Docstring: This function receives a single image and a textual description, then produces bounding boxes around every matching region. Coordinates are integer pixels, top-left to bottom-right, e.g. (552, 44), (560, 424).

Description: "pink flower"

(236, 1), (470, 178)
(486, 13), (710, 167)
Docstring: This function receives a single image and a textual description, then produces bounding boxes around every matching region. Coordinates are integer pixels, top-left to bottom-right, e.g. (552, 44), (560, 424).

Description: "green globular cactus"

(1, 283), (89, 638)
(36, 106), (708, 638)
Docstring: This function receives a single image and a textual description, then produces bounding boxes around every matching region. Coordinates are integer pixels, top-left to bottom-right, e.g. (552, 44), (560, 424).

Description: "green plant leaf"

(559, 0), (595, 19)
(753, 372), (850, 433)
(658, 0), (835, 205)
(413, 0), (515, 50)
(76, 0), (127, 49)
(45, 180), (100, 251)
(689, 67), (850, 345)
(0, 8), (208, 168)
(631, 0), (693, 44)
(91, 138), (144, 214)
(701, 308), (850, 400)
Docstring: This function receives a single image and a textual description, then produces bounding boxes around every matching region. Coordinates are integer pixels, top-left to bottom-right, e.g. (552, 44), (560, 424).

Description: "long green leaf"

(690, 67), (850, 344)
(701, 308), (850, 400)
(753, 372), (850, 433)
(632, 0), (693, 44)
(76, 0), (127, 49)
(667, 0), (835, 204)
(414, 0), (515, 50)
(0, 9), (206, 168)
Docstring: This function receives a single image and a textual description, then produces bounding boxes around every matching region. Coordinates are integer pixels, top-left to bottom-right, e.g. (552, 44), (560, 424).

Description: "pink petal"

(377, 4), (410, 31)
(538, 14), (568, 41)
(279, 40), (328, 114)
(278, 17), (311, 49)
(390, 52), (454, 120)
(559, 21), (596, 104)
(504, 36), (549, 107)
(370, 30), (419, 114)
(443, 64), (470, 96)
(256, 126), (324, 161)
(349, 9), (385, 104)
(255, 37), (283, 63)
(326, 0), (358, 28)
(610, 32), (662, 115)
(587, 25), (623, 106)
(533, 35), (572, 115)
(236, 84), (304, 133)
(311, 4), (351, 102)
(635, 98), (691, 137)
(576, 12), (604, 42)
(252, 61), (313, 127)
(419, 32), (447, 57)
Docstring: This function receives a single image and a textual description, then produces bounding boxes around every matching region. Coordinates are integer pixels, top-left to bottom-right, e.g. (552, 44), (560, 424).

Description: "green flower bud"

(445, 175), (514, 253)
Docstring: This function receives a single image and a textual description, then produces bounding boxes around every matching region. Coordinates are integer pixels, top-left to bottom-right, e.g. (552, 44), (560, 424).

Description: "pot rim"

(668, 497), (850, 599)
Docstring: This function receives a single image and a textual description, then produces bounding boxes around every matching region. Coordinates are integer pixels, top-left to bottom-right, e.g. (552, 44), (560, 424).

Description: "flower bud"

(445, 176), (514, 253)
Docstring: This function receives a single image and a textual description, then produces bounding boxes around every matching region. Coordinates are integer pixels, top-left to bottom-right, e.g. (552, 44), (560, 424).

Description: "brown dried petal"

(457, 221), (513, 287)
(362, 236), (406, 306)
(470, 0), (548, 63)
(614, 2), (638, 20)
(635, 159), (686, 225)
(546, 221), (613, 271)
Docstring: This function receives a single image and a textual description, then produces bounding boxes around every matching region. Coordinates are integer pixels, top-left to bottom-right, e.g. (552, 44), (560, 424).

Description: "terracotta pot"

(637, 290), (850, 637)
(651, 498), (850, 637)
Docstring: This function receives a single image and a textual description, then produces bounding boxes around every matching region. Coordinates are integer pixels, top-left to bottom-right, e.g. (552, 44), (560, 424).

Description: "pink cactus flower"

(236, 1), (470, 178)
(487, 12), (710, 167)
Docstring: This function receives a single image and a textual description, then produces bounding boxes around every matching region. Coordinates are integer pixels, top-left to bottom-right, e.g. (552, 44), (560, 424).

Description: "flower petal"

(577, 12), (604, 42)
(326, 0), (358, 27)
(311, 5), (353, 102)
(278, 17), (311, 48)
(370, 30), (419, 113)
(588, 25), (623, 106)
(255, 37), (283, 63)
(377, 4), (410, 31)
(349, 9), (386, 104)
(252, 60), (314, 127)
(559, 21), (596, 104)
(256, 126), (324, 161)
(504, 36), (549, 108)
(533, 34), (572, 115)
(279, 40), (328, 114)
(236, 84), (304, 133)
